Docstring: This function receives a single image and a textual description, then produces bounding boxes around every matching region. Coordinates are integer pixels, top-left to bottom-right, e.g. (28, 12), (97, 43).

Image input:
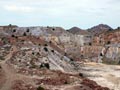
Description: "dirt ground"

(81, 62), (120, 90)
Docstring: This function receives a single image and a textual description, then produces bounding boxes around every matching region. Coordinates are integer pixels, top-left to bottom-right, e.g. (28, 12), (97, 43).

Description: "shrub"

(100, 53), (103, 56)
(79, 73), (84, 77)
(13, 29), (16, 32)
(70, 58), (74, 61)
(117, 27), (120, 30)
(26, 29), (30, 32)
(44, 44), (48, 46)
(40, 63), (44, 68)
(64, 53), (67, 56)
(44, 63), (50, 69)
(40, 63), (50, 69)
(51, 50), (54, 53)
(32, 52), (35, 55)
(44, 47), (48, 52)
(64, 81), (68, 84)
(23, 32), (27, 36)
(52, 28), (55, 31)
(49, 41), (52, 44)
(37, 86), (45, 90)
(107, 41), (111, 44)
(11, 35), (15, 37)
(15, 36), (18, 39)
(89, 43), (92, 46)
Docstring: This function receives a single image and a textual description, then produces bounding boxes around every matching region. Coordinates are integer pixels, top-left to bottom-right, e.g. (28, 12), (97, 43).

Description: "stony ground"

(81, 62), (120, 90)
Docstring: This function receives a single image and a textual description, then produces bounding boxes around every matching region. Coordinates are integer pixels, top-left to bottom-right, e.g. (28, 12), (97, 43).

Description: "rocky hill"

(67, 27), (90, 35)
(88, 24), (113, 36)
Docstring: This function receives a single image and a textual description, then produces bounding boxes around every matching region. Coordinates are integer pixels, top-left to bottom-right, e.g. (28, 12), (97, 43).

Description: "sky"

(0, 0), (120, 29)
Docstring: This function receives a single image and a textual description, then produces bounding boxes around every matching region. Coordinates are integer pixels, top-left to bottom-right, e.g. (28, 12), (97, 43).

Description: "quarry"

(0, 24), (120, 90)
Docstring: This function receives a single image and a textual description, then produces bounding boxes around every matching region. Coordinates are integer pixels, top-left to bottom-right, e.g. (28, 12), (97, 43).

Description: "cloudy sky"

(0, 0), (120, 29)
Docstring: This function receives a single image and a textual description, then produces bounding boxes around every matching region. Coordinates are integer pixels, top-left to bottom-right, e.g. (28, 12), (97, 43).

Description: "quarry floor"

(81, 62), (120, 90)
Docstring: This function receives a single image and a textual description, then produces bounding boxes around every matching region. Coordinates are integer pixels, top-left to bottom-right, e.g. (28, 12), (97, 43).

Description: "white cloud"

(3, 5), (34, 12)
(1, 0), (120, 14)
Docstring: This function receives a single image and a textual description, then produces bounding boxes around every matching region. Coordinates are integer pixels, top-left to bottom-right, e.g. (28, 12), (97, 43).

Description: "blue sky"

(0, 0), (120, 29)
